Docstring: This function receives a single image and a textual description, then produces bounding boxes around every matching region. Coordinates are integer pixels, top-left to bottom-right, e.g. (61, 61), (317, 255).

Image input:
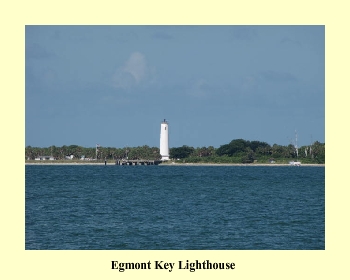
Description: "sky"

(25, 25), (324, 149)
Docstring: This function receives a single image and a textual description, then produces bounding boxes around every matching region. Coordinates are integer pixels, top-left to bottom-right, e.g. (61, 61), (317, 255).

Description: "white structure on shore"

(34, 156), (55, 161)
(160, 119), (169, 160)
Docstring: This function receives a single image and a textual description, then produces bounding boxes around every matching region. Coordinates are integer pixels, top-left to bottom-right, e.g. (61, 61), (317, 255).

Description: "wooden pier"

(115, 159), (162, 165)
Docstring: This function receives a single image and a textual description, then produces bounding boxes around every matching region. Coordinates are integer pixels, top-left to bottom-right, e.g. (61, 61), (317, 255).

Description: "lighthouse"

(160, 119), (169, 161)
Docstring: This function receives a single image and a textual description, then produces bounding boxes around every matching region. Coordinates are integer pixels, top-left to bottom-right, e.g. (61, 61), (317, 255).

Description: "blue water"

(25, 165), (325, 250)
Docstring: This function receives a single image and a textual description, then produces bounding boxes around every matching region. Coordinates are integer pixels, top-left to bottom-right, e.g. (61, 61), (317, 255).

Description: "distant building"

(34, 156), (55, 161)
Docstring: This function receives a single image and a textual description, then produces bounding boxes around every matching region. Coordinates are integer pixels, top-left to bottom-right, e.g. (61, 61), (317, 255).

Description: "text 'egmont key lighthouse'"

(160, 119), (169, 161)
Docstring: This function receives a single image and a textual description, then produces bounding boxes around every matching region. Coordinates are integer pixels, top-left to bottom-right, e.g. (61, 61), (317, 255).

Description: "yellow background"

(1, 1), (347, 279)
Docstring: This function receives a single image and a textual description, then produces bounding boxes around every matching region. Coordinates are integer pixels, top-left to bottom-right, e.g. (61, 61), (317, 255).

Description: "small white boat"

(289, 161), (301, 166)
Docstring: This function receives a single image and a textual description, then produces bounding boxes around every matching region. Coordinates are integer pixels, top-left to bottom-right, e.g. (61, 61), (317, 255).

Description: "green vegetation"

(25, 145), (162, 161)
(169, 139), (324, 164)
(25, 139), (325, 164)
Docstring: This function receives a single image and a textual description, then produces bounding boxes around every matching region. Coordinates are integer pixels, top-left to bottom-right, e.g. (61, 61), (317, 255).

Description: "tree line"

(25, 139), (325, 164)
(169, 139), (325, 164)
(25, 145), (162, 161)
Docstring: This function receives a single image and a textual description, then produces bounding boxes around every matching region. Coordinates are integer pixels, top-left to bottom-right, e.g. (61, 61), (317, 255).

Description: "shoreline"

(161, 163), (325, 167)
(25, 162), (325, 167)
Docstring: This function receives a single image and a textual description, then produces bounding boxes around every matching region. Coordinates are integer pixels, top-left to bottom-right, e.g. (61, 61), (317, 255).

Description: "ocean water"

(25, 165), (325, 250)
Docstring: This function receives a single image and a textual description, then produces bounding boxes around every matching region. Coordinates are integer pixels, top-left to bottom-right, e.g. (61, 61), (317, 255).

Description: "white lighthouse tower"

(160, 119), (169, 161)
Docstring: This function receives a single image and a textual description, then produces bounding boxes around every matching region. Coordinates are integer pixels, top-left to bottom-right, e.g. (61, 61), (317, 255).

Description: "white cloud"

(112, 52), (155, 89)
(123, 52), (147, 83)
